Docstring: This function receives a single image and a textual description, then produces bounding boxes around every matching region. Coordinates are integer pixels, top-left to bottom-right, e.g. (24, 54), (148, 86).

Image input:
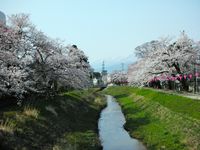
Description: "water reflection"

(98, 95), (147, 150)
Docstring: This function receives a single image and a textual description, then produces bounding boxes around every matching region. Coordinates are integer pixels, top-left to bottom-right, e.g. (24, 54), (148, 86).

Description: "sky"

(0, 0), (200, 72)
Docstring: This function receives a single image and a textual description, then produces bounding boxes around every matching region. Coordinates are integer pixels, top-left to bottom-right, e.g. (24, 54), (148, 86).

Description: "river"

(98, 95), (147, 150)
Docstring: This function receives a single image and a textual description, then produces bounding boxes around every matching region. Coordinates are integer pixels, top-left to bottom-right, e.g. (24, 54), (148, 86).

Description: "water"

(98, 95), (147, 150)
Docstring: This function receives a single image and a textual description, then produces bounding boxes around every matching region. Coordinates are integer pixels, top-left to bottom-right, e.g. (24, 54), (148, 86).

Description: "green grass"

(104, 86), (200, 150)
(0, 88), (106, 150)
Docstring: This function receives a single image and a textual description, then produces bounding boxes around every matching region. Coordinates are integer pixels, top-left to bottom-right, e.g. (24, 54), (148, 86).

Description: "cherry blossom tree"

(66, 45), (92, 89)
(128, 32), (199, 90)
(110, 71), (128, 85)
(0, 13), (92, 104)
(0, 14), (37, 101)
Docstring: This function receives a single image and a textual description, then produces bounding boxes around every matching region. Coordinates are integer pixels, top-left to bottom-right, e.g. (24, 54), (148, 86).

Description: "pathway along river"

(98, 95), (147, 150)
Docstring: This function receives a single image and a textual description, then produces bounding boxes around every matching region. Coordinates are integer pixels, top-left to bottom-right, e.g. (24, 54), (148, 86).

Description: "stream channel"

(98, 95), (147, 150)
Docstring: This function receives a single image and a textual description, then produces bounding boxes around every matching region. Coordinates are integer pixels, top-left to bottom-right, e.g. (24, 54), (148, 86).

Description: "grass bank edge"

(0, 88), (106, 150)
(103, 86), (200, 150)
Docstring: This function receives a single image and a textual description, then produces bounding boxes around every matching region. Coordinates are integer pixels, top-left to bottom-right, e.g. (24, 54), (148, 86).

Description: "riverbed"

(98, 95), (147, 150)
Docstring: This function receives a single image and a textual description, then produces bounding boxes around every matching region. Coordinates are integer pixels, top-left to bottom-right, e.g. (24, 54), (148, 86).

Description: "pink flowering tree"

(110, 71), (128, 85)
(128, 31), (200, 90)
(0, 14), (93, 104)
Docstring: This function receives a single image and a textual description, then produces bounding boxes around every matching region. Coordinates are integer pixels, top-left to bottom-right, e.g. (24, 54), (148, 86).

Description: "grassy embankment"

(104, 86), (200, 150)
(0, 89), (106, 150)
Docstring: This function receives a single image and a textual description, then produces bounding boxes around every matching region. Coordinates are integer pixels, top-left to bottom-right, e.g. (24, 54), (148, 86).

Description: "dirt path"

(144, 87), (200, 100)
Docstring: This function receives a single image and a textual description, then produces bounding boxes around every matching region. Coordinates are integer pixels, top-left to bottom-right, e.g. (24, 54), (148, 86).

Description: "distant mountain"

(91, 53), (136, 73)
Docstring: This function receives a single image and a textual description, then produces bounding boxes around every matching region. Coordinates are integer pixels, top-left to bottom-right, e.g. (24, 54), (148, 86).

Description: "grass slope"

(104, 86), (200, 150)
(0, 89), (105, 150)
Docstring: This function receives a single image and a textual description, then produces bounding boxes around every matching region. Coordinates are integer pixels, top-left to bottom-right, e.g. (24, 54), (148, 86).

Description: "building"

(92, 61), (108, 87)
(92, 72), (102, 86)
(0, 11), (6, 25)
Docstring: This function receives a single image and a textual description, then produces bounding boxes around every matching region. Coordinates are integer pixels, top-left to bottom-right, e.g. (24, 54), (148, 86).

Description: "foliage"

(23, 106), (39, 118)
(128, 32), (200, 89)
(110, 71), (128, 85)
(0, 118), (15, 134)
(0, 13), (92, 103)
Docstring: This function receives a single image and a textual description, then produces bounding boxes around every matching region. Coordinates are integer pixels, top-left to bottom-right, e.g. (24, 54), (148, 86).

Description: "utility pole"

(101, 61), (107, 87)
(121, 63), (124, 72)
(102, 61), (105, 72)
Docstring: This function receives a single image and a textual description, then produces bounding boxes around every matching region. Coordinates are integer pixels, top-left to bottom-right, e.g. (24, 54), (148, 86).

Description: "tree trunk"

(181, 78), (189, 91)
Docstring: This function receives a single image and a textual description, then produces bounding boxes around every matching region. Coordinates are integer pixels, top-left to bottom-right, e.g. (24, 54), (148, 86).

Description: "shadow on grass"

(125, 114), (150, 131)
(121, 104), (150, 132)
(0, 90), (104, 150)
(114, 94), (129, 99)
(111, 93), (151, 137)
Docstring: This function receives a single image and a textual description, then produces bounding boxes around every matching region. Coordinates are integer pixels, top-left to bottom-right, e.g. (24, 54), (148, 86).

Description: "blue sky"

(0, 0), (200, 72)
